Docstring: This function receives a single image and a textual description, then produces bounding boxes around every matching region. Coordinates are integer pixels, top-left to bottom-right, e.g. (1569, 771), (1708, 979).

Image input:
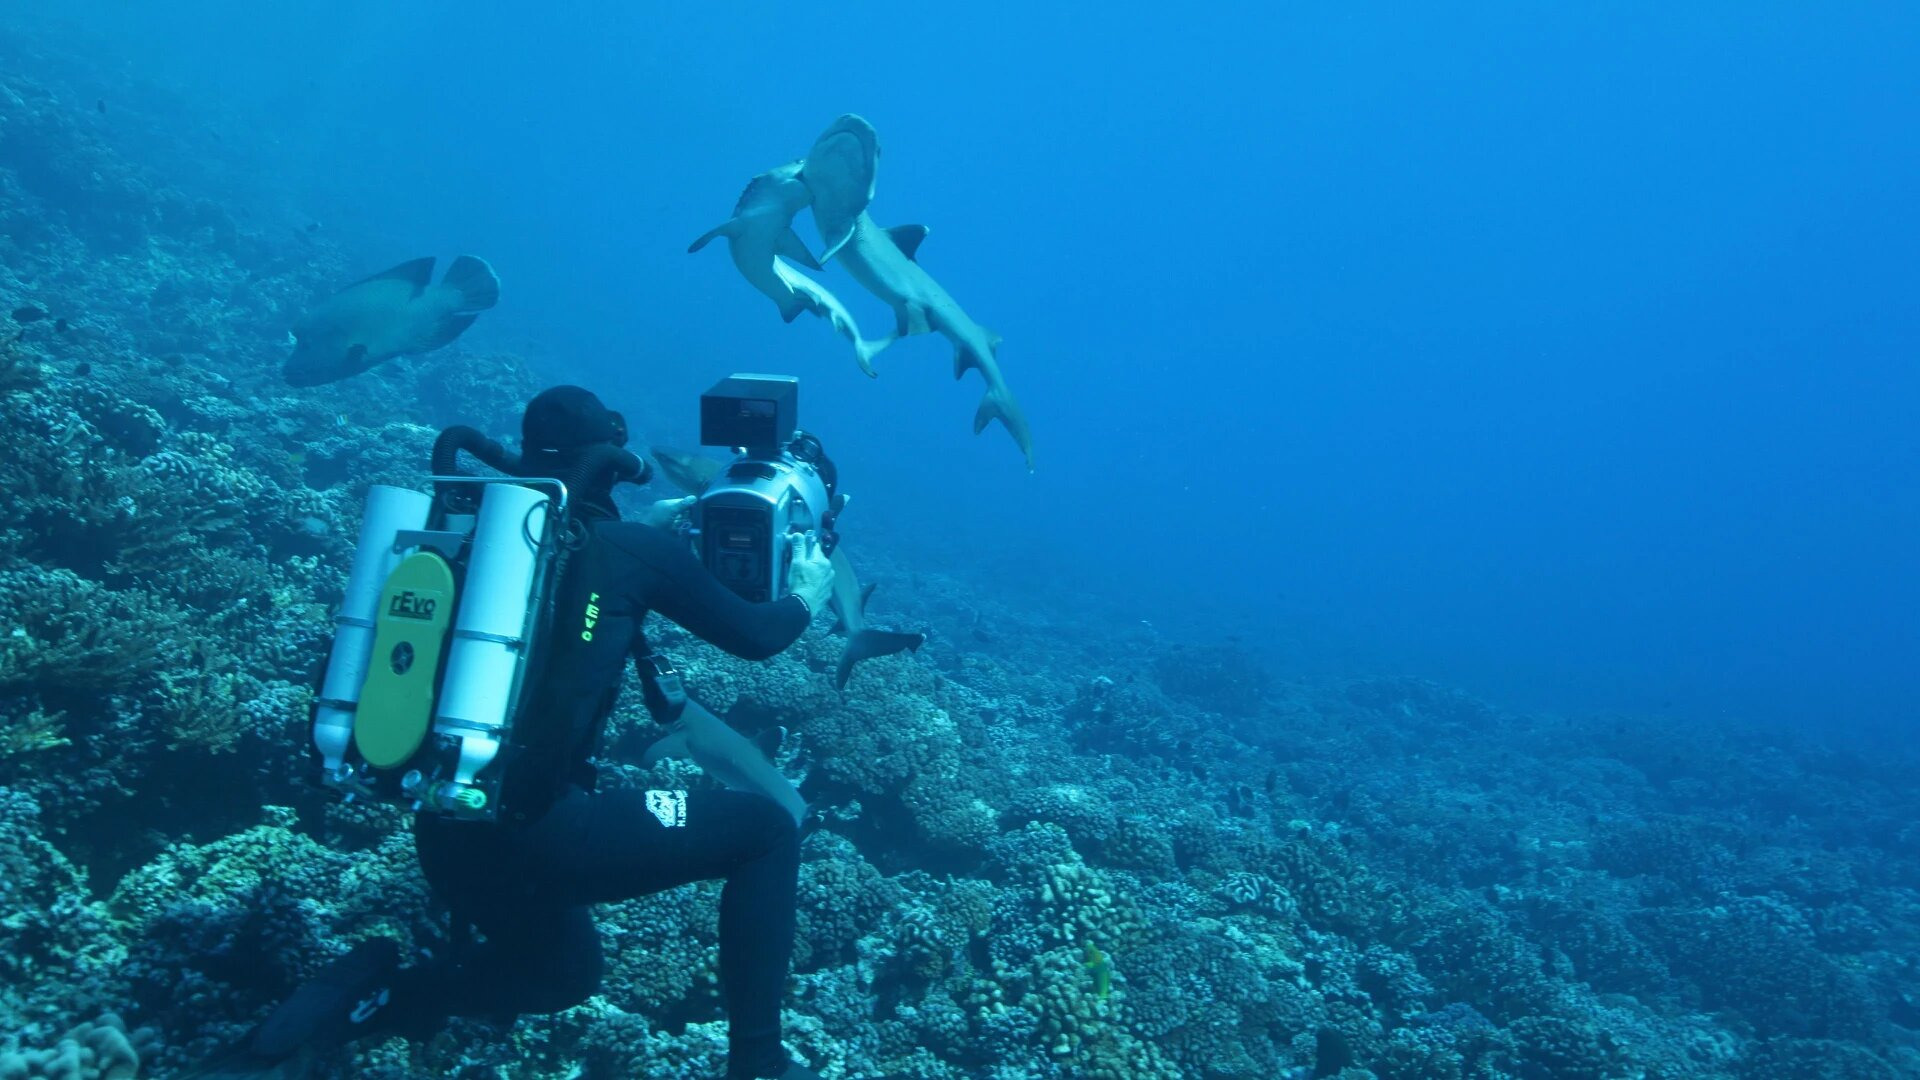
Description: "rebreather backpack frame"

(310, 427), (641, 821)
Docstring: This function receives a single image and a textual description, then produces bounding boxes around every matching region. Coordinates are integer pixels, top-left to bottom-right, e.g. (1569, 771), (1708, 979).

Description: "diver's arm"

(603, 523), (809, 660)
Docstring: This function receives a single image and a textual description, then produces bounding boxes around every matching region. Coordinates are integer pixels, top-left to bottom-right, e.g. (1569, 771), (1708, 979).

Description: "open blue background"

(40, 2), (1920, 731)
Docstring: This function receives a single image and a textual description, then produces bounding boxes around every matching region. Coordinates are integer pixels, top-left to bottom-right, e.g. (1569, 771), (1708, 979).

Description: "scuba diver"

(214, 386), (838, 1080)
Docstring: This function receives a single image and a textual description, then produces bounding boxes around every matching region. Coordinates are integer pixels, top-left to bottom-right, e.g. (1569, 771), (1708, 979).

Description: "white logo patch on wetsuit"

(646, 789), (688, 828)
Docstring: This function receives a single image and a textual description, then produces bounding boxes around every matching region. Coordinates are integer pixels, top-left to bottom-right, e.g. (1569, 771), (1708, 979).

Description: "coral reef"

(1, 22), (1918, 1080)
(0, 1013), (161, 1080)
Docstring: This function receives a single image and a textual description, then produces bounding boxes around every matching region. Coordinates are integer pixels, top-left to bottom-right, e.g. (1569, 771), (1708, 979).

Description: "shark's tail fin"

(835, 628), (926, 690)
(440, 255), (500, 312)
(974, 386), (1035, 471)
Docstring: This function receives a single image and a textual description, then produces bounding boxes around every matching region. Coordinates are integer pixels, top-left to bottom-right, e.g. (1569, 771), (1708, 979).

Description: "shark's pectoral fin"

(345, 343), (370, 370)
(688, 219), (739, 254)
(777, 227), (823, 271)
(801, 115), (879, 261)
(886, 224), (930, 261)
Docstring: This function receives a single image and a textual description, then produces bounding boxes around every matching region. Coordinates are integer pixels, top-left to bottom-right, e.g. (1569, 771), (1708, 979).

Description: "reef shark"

(688, 161), (821, 322)
(800, 115), (1035, 469)
(689, 163), (893, 375)
(649, 446), (925, 689)
(772, 257), (896, 377)
(639, 700), (806, 826)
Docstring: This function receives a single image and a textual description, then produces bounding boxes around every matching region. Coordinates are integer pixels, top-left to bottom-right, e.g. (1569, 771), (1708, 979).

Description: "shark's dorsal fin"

(351, 257), (436, 295)
(886, 225), (930, 261)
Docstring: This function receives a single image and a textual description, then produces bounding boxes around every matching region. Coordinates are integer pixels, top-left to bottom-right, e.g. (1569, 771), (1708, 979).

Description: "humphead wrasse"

(284, 256), (498, 387)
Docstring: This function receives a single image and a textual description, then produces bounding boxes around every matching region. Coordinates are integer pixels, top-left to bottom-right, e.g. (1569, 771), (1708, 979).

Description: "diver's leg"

(378, 902), (601, 1032)
(395, 804), (606, 1027)
(548, 785), (801, 1079)
(246, 937), (403, 1060)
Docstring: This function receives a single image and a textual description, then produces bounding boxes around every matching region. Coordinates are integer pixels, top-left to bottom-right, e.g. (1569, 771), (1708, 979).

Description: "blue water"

(34, 1), (1920, 733)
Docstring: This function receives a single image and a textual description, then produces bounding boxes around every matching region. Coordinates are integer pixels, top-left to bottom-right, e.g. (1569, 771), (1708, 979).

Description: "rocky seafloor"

(3, 28), (1918, 1080)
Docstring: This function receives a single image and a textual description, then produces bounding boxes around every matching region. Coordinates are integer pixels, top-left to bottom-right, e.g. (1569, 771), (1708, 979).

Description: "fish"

(800, 114), (879, 263)
(54, 318), (69, 333)
(11, 306), (47, 323)
(1083, 942), (1112, 999)
(283, 256), (498, 387)
(649, 444), (726, 496)
(799, 116), (1034, 469)
(688, 162), (823, 323)
(639, 700), (807, 826)
(649, 446), (924, 688)
(770, 257), (896, 377)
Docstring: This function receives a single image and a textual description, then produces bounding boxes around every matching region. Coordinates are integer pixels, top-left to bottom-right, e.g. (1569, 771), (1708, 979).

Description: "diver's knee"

(741, 791), (800, 855)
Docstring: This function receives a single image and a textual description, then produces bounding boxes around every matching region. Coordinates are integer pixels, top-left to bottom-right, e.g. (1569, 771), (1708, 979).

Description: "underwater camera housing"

(693, 374), (839, 602)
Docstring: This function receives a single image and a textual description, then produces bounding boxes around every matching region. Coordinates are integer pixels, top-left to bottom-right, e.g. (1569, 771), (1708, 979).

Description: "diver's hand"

(638, 496), (695, 529)
(786, 532), (835, 616)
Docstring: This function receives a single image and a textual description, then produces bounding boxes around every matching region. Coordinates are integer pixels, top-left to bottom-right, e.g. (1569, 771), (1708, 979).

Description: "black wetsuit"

(399, 520), (810, 1079)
